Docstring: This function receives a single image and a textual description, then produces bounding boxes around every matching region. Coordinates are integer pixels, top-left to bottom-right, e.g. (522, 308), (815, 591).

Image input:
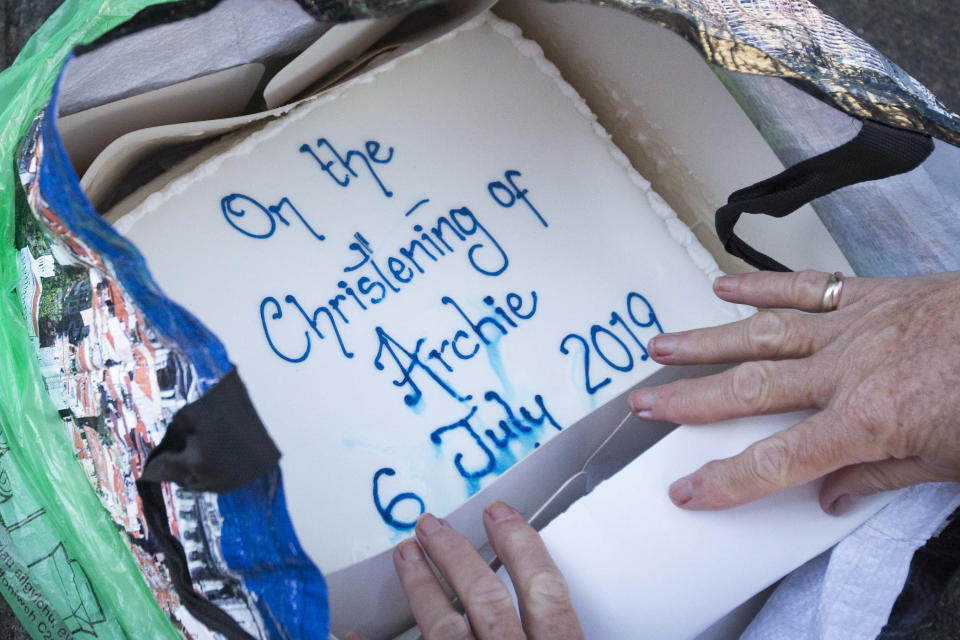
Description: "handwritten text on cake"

(219, 136), (662, 531)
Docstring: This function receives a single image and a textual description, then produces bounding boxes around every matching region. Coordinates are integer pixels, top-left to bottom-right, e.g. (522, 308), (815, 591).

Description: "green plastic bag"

(0, 2), (187, 637)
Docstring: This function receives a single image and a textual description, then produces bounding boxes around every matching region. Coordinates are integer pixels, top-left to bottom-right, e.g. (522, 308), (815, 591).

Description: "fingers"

(483, 502), (583, 640)
(629, 358), (826, 424)
(413, 514), (524, 640)
(394, 537), (474, 640)
(396, 506), (582, 640)
(648, 310), (838, 365)
(668, 410), (853, 510)
(819, 458), (956, 515)
(713, 270), (861, 312)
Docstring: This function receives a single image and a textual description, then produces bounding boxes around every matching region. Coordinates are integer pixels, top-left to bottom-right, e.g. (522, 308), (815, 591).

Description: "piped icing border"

(481, 15), (735, 289)
(113, 12), (750, 321)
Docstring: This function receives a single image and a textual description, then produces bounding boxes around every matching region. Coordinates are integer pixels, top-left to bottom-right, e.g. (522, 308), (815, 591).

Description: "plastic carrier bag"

(2, 3), (325, 638)
(1, 1), (958, 639)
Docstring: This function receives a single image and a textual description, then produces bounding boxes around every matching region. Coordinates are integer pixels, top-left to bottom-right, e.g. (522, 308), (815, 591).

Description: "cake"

(112, 12), (744, 573)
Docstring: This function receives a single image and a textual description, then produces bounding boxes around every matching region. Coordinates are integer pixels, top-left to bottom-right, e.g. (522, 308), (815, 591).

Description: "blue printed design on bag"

(218, 469), (329, 639)
(37, 66), (231, 393)
(17, 65), (329, 640)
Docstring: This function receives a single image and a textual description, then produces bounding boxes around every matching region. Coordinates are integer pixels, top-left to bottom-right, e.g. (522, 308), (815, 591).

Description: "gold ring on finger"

(820, 271), (845, 312)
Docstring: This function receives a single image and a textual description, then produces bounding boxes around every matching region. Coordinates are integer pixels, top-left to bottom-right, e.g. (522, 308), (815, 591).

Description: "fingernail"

(397, 539), (422, 561)
(714, 275), (739, 294)
(828, 494), (854, 516)
(417, 513), (443, 536)
(669, 477), (694, 506)
(629, 390), (655, 419)
(486, 500), (518, 523)
(650, 334), (678, 358)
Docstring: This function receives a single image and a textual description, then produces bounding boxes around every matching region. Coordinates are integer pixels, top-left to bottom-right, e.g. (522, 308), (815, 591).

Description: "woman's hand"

(350, 501), (583, 640)
(628, 270), (960, 515)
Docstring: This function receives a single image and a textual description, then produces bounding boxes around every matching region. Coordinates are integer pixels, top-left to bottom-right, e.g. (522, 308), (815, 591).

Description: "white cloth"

(742, 483), (960, 639)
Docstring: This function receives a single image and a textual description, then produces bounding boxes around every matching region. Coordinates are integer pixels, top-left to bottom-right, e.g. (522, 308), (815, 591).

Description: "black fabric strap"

(715, 119), (935, 271)
(139, 368), (280, 492)
(136, 368), (280, 639)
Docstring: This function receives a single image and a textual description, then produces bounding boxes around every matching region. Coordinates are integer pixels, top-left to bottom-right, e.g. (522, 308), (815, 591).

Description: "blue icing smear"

(429, 391), (561, 500)
(407, 396), (426, 415)
(465, 476), (482, 498)
(364, 288), (551, 525)
(490, 440), (519, 476)
(483, 333), (513, 398)
(389, 526), (412, 546)
(374, 390), (562, 530)
(341, 437), (395, 454)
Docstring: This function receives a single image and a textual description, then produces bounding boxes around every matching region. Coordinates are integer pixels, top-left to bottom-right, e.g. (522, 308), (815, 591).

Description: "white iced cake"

(114, 13), (744, 572)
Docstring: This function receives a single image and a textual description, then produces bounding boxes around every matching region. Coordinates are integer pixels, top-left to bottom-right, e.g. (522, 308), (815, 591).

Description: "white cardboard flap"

(59, 63), (265, 177)
(509, 412), (895, 639)
(263, 17), (406, 108)
(78, 0), (498, 213)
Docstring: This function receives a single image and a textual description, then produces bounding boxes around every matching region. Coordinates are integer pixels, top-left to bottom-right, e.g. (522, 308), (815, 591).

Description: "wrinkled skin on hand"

(348, 501), (583, 640)
(628, 270), (960, 515)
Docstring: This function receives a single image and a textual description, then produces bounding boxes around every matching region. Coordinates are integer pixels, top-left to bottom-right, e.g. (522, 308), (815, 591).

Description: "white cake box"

(54, 1), (876, 638)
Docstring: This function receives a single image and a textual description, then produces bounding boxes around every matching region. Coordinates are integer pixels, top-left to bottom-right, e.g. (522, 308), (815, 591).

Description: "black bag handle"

(716, 119), (935, 272)
(136, 368), (280, 639)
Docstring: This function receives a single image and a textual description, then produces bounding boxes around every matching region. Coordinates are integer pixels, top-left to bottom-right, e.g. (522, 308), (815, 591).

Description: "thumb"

(819, 457), (947, 516)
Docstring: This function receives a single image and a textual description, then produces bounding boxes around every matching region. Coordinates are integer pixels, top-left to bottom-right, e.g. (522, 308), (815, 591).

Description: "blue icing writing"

(426, 329), (478, 373)
(372, 468), (424, 530)
(299, 137), (395, 198)
(372, 390), (561, 530)
(487, 170), (547, 228)
(420, 290), (537, 400)
(260, 293), (355, 363)
(259, 199), (517, 365)
(259, 297), (310, 363)
(374, 326), (472, 407)
(343, 206), (511, 281)
(506, 291), (537, 319)
(343, 203), (507, 286)
(428, 392), (560, 494)
(627, 291), (664, 333)
(560, 290), (664, 396)
(488, 389), (559, 432)
(221, 194), (325, 241)
(449, 207), (509, 276)
(222, 145), (562, 535)
(561, 333), (608, 394)
(343, 232), (398, 296)
(441, 296), (510, 347)
(429, 406), (495, 479)
(404, 198), (430, 217)
(440, 290), (538, 347)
